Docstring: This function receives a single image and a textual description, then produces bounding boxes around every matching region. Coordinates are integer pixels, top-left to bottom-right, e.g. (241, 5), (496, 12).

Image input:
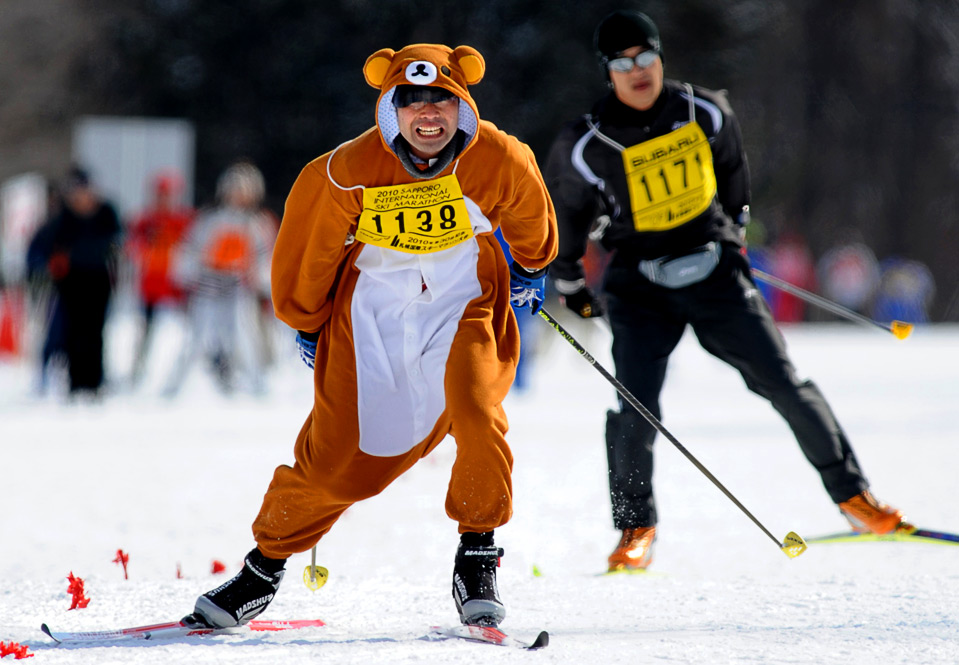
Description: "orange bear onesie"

(252, 43), (558, 559)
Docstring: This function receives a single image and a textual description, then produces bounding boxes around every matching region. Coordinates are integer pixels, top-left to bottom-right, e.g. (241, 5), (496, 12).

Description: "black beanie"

(594, 10), (663, 63)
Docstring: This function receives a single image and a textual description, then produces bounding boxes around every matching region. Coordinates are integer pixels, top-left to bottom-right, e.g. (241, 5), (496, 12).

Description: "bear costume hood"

(364, 43), (484, 171)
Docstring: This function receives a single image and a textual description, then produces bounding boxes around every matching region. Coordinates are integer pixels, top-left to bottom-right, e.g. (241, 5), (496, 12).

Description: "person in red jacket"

(126, 170), (194, 384)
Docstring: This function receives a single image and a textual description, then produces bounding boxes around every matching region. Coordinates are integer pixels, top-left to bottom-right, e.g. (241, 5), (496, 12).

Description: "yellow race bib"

(621, 122), (717, 232)
(356, 174), (473, 253)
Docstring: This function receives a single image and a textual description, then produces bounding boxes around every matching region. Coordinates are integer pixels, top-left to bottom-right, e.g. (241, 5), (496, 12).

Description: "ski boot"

(839, 490), (913, 535)
(190, 548), (286, 628)
(608, 526), (656, 572)
(452, 532), (505, 627)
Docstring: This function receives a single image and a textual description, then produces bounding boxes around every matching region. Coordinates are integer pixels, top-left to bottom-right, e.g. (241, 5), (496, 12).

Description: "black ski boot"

(452, 532), (505, 626)
(190, 548), (286, 628)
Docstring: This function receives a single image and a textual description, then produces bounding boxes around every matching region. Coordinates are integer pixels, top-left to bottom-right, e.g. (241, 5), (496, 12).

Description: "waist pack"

(638, 241), (721, 289)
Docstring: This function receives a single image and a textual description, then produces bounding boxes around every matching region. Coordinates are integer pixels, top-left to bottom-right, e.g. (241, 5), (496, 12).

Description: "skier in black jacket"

(544, 10), (911, 572)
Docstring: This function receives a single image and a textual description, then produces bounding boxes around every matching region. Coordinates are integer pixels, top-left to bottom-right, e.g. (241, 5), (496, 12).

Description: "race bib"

(621, 122), (717, 232)
(356, 175), (473, 254)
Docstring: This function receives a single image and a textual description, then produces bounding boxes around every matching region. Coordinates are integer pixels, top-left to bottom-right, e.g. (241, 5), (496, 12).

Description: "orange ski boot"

(608, 526), (656, 572)
(838, 490), (914, 535)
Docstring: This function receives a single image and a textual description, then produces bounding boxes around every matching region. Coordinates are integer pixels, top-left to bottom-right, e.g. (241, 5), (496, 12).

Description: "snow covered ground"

(1, 307), (957, 664)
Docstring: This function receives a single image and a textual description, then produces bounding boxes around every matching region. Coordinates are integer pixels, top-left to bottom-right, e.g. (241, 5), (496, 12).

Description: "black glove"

(561, 287), (604, 319)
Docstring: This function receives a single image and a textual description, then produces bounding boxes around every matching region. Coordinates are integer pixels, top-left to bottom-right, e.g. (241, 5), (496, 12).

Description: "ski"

(600, 568), (665, 577)
(807, 528), (959, 546)
(430, 624), (549, 650)
(41, 617), (325, 644)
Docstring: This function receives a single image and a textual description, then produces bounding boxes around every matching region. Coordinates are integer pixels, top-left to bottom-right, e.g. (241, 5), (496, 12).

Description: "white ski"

(41, 617), (325, 643)
(431, 624), (549, 650)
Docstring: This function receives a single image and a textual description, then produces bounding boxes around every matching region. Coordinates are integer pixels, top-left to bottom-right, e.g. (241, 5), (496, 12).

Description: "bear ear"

(363, 48), (396, 88)
(451, 45), (485, 85)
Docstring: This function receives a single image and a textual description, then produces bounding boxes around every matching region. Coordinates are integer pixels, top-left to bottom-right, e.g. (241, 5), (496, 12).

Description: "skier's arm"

(495, 140), (558, 273)
(709, 92), (751, 227)
(270, 159), (354, 335)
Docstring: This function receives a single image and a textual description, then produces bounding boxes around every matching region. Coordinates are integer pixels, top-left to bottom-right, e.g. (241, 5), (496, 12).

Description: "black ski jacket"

(544, 79), (751, 287)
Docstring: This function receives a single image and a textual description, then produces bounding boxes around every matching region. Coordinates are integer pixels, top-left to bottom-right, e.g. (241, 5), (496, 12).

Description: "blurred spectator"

(39, 167), (122, 397)
(816, 242), (881, 317)
(125, 170), (195, 385)
(250, 188), (280, 370)
(581, 214), (614, 313)
(872, 257), (935, 324)
(745, 245), (775, 305)
(764, 231), (816, 322)
(743, 217), (776, 305)
(164, 161), (275, 396)
(25, 184), (67, 392)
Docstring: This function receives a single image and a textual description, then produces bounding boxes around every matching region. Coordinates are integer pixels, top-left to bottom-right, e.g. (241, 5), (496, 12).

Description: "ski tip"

(528, 630), (549, 650)
(40, 623), (60, 643)
(781, 531), (808, 558)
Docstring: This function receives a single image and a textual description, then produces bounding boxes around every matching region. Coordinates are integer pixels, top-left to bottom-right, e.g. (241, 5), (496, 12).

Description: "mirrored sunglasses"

(607, 50), (660, 73)
(392, 86), (456, 109)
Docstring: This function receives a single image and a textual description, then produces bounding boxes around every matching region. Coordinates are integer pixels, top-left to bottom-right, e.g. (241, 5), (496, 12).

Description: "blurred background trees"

(3, 0), (959, 318)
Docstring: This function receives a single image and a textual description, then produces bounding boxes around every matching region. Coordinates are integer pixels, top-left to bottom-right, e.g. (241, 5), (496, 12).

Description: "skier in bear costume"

(188, 43), (557, 630)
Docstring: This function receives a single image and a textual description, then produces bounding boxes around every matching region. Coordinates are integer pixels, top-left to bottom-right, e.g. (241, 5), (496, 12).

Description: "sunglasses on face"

(607, 50), (660, 73)
(402, 97), (457, 112)
(393, 86), (456, 109)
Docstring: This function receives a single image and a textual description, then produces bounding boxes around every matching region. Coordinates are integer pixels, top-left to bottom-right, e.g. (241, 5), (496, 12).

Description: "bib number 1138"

(356, 175), (473, 254)
(368, 204), (458, 235)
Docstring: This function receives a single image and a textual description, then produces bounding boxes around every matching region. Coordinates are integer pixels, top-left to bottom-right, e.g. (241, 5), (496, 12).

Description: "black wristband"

(511, 260), (547, 279)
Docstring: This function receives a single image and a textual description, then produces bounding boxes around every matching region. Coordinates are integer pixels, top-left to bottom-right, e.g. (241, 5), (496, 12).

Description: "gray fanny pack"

(638, 242), (721, 289)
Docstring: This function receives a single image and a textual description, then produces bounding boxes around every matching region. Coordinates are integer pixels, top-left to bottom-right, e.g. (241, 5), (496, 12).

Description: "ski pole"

(750, 268), (913, 340)
(537, 307), (807, 559)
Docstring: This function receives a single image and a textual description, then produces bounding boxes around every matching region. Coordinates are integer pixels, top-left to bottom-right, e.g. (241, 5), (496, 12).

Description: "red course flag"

(66, 572), (90, 610)
(113, 549), (130, 580)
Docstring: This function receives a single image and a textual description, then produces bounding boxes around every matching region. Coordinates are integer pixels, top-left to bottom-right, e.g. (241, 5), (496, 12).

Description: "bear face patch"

(405, 61), (438, 85)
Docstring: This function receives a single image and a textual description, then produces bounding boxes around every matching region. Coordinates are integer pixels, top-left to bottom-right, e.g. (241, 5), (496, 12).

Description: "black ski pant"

(603, 245), (868, 530)
(58, 271), (112, 394)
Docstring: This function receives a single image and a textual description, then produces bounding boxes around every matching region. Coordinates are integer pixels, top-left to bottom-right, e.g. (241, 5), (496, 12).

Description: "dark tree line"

(75, 0), (959, 318)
